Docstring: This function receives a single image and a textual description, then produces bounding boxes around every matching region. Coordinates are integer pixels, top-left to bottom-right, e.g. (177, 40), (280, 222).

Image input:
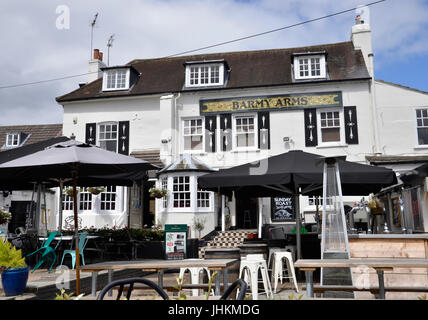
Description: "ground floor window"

(197, 190), (210, 208)
(173, 176), (191, 208)
(62, 194), (74, 211)
(62, 186), (118, 212)
(79, 188), (93, 211)
(101, 186), (117, 210)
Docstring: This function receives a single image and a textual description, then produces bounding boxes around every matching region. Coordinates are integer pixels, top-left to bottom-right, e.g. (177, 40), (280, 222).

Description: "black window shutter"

(85, 123), (97, 145)
(220, 114), (232, 151)
(304, 109), (318, 147)
(258, 112), (270, 149)
(344, 106), (359, 144)
(118, 121), (130, 155)
(205, 116), (217, 153)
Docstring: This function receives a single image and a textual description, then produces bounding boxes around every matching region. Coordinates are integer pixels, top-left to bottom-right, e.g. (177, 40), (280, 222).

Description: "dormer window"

(102, 68), (130, 91)
(6, 133), (20, 147)
(293, 54), (326, 80)
(185, 61), (225, 88)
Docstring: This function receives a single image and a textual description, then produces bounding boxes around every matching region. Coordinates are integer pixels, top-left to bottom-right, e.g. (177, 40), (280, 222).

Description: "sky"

(0, 0), (427, 126)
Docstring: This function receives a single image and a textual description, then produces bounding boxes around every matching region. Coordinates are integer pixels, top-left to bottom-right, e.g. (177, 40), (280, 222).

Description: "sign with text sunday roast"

(271, 196), (295, 222)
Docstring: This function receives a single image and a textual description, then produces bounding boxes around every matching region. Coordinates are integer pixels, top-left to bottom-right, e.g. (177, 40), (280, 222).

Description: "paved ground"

(0, 267), (312, 300)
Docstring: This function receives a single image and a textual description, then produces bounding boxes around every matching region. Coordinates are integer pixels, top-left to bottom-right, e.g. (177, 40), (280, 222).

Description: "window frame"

(6, 133), (20, 147)
(161, 176), (169, 210)
(185, 63), (224, 88)
(232, 113), (258, 151)
(293, 54), (326, 80)
(171, 175), (192, 210)
(99, 186), (118, 213)
(102, 68), (131, 91)
(415, 107), (428, 146)
(317, 108), (345, 146)
(182, 117), (205, 153)
(98, 122), (119, 153)
(78, 187), (93, 212)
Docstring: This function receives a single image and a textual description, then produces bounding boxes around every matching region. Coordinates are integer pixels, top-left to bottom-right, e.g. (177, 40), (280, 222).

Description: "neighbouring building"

(0, 124), (63, 234)
(55, 14), (428, 237)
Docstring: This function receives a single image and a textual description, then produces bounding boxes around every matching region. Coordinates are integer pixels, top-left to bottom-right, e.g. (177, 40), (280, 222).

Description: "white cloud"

(0, 0), (427, 125)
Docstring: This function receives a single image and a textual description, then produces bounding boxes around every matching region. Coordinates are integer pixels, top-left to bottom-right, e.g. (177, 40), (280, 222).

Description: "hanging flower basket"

(0, 210), (11, 225)
(87, 187), (105, 195)
(64, 188), (78, 197)
(149, 188), (168, 198)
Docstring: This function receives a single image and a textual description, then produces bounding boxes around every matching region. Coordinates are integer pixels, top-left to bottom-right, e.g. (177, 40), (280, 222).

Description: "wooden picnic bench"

(294, 258), (428, 299)
(78, 258), (238, 297)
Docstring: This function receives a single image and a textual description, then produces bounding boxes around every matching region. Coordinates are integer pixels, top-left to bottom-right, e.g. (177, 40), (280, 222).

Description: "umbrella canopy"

(0, 139), (159, 295)
(198, 150), (397, 196)
(0, 139), (157, 180)
(0, 136), (71, 190)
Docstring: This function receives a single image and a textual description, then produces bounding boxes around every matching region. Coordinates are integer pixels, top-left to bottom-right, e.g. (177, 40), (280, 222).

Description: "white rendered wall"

(375, 81), (428, 155)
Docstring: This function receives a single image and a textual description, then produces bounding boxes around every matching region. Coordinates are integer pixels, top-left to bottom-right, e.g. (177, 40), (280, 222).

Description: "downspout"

(173, 92), (181, 162)
(369, 53), (382, 155)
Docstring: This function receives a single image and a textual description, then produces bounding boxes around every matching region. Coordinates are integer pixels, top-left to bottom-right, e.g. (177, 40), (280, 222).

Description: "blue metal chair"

(60, 232), (89, 269)
(27, 231), (62, 273)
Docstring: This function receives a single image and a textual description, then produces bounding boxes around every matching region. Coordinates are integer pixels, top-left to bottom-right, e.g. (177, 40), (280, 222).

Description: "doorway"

(235, 196), (258, 229)
(8, 201), (33, 233)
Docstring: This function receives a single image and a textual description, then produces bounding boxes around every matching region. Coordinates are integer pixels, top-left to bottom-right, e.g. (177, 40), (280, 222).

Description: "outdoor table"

(78, 258), (238, 297)
(294, 258), (428, 299)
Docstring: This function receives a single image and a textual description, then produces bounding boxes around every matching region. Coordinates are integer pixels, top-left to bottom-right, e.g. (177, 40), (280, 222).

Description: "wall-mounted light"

(73, 117), (78, 124)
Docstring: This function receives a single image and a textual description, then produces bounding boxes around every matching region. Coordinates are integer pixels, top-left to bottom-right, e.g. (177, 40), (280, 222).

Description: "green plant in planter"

(0, 210), (11, 225)
(0, 240), (26, 271)
(0, 240), (28, 296)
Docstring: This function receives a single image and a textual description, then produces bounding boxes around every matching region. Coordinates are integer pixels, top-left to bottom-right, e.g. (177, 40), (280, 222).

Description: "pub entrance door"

(236, 196), (258, 229)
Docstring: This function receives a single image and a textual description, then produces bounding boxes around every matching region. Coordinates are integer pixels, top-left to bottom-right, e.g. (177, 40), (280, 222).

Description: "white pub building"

(56, 14), (428, 237)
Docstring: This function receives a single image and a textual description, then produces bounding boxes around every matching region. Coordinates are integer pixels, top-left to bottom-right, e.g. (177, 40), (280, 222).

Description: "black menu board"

(271, 196), (295, 221)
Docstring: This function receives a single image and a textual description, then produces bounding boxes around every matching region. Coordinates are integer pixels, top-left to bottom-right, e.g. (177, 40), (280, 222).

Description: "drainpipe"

(369, 53), (381, 155)
(173, 92), (181, 162)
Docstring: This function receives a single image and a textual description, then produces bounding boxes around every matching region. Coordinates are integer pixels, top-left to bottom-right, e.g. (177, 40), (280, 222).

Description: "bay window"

(173, 176), (191, 208)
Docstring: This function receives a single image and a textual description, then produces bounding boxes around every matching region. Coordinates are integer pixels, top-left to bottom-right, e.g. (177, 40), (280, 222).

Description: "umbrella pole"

(72, 171), (81, 295)
(295, 193), (301, 260)
(59, 180), (63, 232)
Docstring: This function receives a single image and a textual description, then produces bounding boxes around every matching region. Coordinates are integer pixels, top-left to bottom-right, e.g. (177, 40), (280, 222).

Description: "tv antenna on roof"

(107, 34), (115, 66)
(90, 13), (99, 59)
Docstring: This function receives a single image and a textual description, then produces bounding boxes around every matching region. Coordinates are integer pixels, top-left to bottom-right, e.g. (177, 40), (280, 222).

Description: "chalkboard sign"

(271, 197), (295, 221)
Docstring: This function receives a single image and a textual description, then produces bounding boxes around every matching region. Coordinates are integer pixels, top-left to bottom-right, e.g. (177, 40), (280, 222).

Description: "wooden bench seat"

(302, 285), (428, 295)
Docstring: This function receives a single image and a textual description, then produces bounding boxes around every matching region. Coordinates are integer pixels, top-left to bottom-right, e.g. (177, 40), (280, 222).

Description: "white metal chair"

(271, 250), (299, 293)
(239, 254), (273, 300)
(179, 265), (213, 296)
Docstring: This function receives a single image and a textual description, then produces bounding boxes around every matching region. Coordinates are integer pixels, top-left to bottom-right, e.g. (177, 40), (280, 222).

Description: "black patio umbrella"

(198, 150), (397, 259)
(0, 139), (159, 294)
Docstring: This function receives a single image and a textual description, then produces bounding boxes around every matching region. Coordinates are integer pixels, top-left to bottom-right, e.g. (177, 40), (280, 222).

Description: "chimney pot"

(99, 52), (103, 61)
(93, 49), (100, 60)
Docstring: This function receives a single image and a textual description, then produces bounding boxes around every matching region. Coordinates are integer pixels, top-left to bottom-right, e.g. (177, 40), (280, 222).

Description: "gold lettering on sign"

(200, 92), (342, 114)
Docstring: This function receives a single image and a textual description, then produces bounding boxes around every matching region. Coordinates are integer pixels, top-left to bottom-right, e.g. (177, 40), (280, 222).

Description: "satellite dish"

(356, 5), (370, 25)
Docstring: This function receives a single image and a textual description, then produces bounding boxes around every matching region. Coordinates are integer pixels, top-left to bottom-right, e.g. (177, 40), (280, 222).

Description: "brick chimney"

(88, 48), (106, 83)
